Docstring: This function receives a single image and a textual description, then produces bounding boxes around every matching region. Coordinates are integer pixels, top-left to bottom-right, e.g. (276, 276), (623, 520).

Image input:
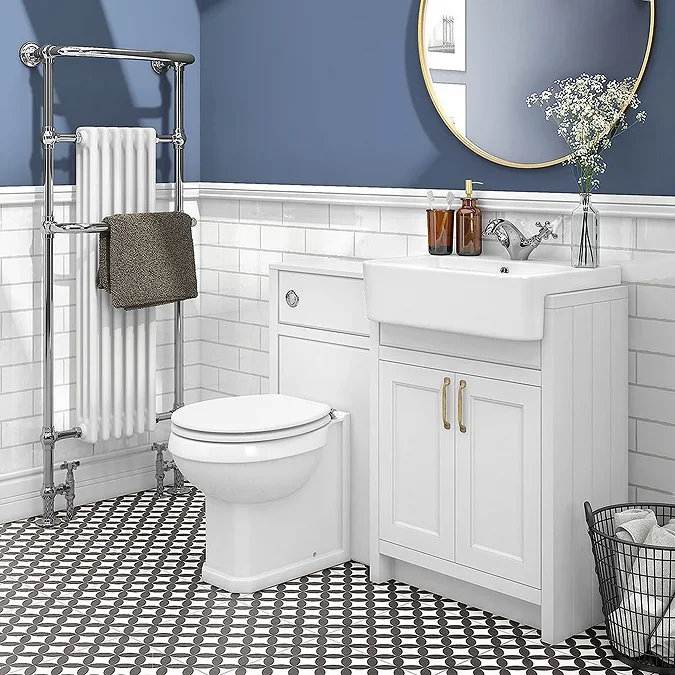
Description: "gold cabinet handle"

(458, 380), (467, 433)
(442, 377), (451, 429)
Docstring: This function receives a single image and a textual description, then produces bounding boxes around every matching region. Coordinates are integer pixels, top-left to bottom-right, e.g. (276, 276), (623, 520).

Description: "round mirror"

(418, 0), (655, 168)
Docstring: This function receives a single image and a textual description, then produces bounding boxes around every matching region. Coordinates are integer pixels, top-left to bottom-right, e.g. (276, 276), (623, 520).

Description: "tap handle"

(535, 220), (559, 240)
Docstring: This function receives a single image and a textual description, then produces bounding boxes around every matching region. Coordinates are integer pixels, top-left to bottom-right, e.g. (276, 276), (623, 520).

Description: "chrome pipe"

(44, 45), (195, 65)
(56, 133), (77, 143)
(56, 427), (83, 442)
(173, 62), (186, 410)
(40, 54), (57, 525)
(157, 135), (174, 144)
(156, 410), (173, 423)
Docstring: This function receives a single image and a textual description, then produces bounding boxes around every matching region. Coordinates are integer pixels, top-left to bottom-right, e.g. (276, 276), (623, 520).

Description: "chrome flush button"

(285, 290), (300, 307)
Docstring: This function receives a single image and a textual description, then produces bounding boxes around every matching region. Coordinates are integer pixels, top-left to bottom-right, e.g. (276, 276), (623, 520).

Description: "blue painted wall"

(0, 0), (200, 186)
(199, 0), (674, 196)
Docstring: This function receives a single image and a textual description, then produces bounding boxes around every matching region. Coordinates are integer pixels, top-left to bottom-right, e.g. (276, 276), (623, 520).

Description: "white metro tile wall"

(0, 189), (202, 480)
(198, 190), (675, 504)
(2, 183), (675, 508)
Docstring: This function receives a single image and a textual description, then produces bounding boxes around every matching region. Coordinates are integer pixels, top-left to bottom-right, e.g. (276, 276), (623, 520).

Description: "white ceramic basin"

(363, 255), (621, 341)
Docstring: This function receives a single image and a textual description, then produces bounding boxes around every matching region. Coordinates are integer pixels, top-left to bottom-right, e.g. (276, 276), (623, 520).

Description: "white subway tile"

(200, 294), (239, 321)
(218, 272), (259, 299)
(185, 341), (201, 366)
(629, 318), (675, 355)
(355, 232), (407, 259)
(1, 309), (40, 339)
(306, 229), (354, 257)
(637, 353), (675, 390)
(629, 451), (675, 495)
(407, 235), (428, 257)
(260, 327), (269, 352)
(0, 283), (33, 313)
(200, 245), (239, 272)
(637, 218), (675, 252)
(2, 414), (41, 446)
(329, 205), (380, 232)
(218, 320), (261, 349)
(627, 284), (637, 316)
(0, 390), (33, 421)
(219, 222), (260, 249)
(637, 284), (675, 321)
(629, 384), (675, 425)
(628, 351), (637, 384)
(201, 342), (239, 370)
(1, 257), (40, 284)
(636, 486), (675, 503)
(380, 207), (427, 236)
(200, 365), (219, 390)
(598, 217), (635, 250)
(1, 362), (41, 393)
(0, 230), (35, 258)
(199, 221), (219, 246)
(0, 444), (33, 472)
(201, 197), (239, 221)
(53, 332), (75, 360)
(629, 418), (636, 451)
(637, 420), (675, 460)
(239, 250), (282, 275)
(283, 202), (329, 229)
(199, 317), (219, 342)
(260, 226), (305, 253)
(0, 337), (33, 367)
(240, 299), (268, 326)
(217, 368), (261, 396)
(240, 348), (269, 377)
(1, 204), (40, 230)
(259, 276), (269, 300)
(240, 200), (282, 226)
(200, 269), (219, 295)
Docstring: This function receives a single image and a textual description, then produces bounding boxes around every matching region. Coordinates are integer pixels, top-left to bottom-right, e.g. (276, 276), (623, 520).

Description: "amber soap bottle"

(456, 180), (483, 256)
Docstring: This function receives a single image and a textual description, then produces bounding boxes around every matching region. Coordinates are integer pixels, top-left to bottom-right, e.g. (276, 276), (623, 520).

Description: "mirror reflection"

(419, 0), (653, 167)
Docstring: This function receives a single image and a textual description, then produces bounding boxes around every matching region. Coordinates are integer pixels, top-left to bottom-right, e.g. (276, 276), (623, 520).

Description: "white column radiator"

(75, 127), (157, 443)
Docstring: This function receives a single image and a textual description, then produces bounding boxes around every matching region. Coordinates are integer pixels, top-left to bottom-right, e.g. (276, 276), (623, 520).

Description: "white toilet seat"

(169, 394), (333, 462)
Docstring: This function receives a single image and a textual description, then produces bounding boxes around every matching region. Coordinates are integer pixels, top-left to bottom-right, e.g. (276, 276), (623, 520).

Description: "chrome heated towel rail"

(19, 43), (196, 526)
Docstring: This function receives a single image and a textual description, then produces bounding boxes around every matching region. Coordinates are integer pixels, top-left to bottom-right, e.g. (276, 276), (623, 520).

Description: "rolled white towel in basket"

(614, 509), (658, 593)
(607, 523), (675, 659)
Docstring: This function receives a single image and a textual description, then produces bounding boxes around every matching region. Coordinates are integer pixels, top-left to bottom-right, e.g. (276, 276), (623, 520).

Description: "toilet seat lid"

(171, 394), (332, 437)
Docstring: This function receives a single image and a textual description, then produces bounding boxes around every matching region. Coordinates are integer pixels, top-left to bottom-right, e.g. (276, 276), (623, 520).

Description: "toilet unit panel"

(270, 263), (370, 564)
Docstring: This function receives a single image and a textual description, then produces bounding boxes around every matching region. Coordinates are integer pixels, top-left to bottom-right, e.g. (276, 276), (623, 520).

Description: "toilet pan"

(169, 394), (350, 593)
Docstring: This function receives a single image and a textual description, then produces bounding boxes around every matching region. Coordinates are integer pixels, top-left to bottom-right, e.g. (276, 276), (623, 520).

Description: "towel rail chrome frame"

(20, 42), (196, 526)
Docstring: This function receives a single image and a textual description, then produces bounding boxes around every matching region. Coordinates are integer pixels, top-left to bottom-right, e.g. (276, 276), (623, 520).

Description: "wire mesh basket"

(585, 501), (675, 673)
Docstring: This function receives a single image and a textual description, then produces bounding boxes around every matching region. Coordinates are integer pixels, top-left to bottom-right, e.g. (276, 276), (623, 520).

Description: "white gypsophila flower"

(527, 74), (646, 192)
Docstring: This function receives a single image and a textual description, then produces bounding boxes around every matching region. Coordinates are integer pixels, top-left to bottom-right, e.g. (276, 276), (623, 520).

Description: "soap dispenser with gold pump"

(456, 180), (484, 256)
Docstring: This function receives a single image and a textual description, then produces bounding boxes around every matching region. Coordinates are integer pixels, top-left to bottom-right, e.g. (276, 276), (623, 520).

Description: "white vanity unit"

(365, 255), (628, 645)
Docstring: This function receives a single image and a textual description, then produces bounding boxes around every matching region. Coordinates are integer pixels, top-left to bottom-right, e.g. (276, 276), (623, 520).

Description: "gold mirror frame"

(417, 0), (656, 169)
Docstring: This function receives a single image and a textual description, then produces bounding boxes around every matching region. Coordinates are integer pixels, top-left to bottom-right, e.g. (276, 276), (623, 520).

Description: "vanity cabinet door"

(378, 361), (455, 559)
(454, 374), (541, 588)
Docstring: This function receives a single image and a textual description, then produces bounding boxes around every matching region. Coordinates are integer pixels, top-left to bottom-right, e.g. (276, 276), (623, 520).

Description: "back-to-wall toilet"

(169, 394), (350, 593)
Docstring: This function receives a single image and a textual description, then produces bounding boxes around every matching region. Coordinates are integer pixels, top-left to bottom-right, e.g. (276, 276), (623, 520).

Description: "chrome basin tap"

(484, 218), (558, 261)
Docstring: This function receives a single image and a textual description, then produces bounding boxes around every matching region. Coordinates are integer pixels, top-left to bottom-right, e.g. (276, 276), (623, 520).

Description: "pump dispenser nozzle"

(465, 180), (484, 199)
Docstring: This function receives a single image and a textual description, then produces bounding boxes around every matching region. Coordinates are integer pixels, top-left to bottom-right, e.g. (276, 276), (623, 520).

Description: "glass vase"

(571, 193), (599, 268)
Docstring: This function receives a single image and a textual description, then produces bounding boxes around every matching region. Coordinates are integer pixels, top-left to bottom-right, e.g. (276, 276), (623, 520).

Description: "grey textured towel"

(97, 211), (197, 310)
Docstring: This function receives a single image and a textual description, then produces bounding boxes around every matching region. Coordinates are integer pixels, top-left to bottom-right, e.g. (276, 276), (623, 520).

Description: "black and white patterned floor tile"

(0, 488), (649, 674)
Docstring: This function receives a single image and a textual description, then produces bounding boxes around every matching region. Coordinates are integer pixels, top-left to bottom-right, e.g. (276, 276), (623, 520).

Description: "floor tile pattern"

(0, 488), (647, 674)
